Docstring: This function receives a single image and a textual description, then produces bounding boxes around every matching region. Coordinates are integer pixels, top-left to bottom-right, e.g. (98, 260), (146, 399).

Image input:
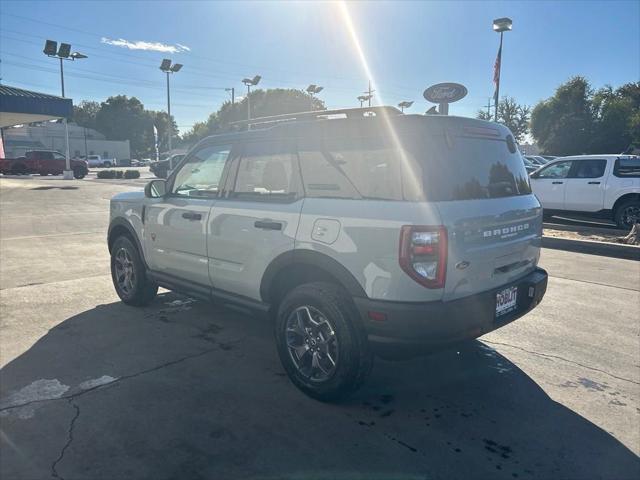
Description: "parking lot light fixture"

(159, 59), (182, 155)
(43, 40), (88, 179)
(242, 75), (261, 126)
(398, 101), (414, 113)
(357, 94), (372, 108)
(306, 84), (324, 111)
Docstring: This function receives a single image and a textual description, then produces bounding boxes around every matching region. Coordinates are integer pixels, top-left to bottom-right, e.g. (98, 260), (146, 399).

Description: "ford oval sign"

(423, 83), (468, 104)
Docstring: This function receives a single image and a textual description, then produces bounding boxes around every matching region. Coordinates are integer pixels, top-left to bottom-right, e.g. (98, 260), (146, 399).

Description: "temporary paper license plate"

(496, 286), (518, 317)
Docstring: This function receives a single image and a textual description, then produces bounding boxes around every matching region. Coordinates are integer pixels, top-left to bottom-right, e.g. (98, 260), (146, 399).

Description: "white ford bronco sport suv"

(529, 154), (640, 228)
(108, 107), (548, 401)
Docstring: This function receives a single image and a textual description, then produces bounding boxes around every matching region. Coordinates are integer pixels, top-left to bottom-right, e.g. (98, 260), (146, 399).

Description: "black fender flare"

(107, 217), (148, 268)
(260, 249), (367, 302)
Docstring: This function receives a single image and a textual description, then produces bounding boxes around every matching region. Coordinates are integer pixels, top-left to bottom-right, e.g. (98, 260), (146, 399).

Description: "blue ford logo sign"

(423, 83), (468, 104)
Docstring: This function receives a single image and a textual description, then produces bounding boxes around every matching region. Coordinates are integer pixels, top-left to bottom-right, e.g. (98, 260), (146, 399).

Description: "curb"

(542, 236), (640, 261)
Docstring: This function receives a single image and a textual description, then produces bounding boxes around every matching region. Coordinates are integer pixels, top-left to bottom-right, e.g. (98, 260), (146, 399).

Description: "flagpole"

(494, 31), (503, 122)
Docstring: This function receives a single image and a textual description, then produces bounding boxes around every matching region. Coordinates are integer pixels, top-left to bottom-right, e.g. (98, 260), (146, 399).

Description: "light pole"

(43, 40), (87, 179)
(397, 101), (414, 113)
(159, 59), (182, 160)
(492, 17), (512, 122)
(306, 84), (324, 111)
(225, 87), (235, 107)
(363, 80), (375, 107)
(242, 75), (261, 127)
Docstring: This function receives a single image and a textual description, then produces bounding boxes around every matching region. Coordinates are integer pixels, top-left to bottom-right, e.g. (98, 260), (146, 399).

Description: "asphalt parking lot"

(1, 175), (639, 479)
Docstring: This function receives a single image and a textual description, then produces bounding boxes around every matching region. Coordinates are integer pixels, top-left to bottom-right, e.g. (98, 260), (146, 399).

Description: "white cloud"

(101, 37), (190, 54)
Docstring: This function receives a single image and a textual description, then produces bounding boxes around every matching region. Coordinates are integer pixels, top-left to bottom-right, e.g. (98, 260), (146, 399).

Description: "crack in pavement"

(483, 340), (640, 385)
(51, 400), (80, 480)
(0, 346), (219, 413)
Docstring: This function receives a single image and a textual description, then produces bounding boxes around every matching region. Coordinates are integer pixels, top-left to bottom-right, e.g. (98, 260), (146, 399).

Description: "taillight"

(399, 225), (447, 289)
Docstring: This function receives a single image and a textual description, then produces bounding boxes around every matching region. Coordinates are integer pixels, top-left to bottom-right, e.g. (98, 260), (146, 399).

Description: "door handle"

(182, 212), (202, 221)
(254, 220), (283, 231)
(552, 181), (564, 184)
(588, 181), (601, 185)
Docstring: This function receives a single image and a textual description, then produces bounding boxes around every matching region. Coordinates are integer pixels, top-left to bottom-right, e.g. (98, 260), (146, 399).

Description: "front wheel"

(110, 236), (158, 306)
(614, 200), (640, 230)
(73, 167), (86, 179)
(275, 282), (373, 402)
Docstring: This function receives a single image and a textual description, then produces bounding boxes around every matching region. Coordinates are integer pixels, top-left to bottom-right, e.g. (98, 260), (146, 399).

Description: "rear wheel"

(275, 282), (373, 402)
(614, 199), (640, 229)
(110, 236), (157, 306)
(73, 167), (86, 179)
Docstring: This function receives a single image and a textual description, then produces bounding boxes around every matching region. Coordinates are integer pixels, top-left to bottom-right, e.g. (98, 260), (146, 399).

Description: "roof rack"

(229, 106), (402, 129)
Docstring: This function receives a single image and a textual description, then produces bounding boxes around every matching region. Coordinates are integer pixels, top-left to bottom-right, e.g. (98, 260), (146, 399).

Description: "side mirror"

(144, 179), (167, 198)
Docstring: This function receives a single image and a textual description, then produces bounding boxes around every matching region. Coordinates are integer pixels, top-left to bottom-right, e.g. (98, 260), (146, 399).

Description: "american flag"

(493, 43), (502, 103)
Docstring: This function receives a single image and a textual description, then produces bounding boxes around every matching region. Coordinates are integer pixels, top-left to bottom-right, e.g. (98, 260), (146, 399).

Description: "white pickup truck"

(530, 155), (640, 228)
(86, 154), (117, 168)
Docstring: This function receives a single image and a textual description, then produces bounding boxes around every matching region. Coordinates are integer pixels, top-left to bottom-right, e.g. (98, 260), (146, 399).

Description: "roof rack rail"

(229, 106), (402, 129)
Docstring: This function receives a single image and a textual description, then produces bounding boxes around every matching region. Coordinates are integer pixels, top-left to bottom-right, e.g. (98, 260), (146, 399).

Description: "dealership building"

(2, 121), (130, 160)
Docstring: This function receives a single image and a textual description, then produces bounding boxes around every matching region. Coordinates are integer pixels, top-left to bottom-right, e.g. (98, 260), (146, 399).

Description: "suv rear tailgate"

(436, 196), (542, 301)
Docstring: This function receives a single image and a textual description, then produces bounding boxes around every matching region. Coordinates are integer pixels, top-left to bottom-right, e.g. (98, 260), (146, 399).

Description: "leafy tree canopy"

(531, 77), (639, 155)
(477, 96), (531, 142)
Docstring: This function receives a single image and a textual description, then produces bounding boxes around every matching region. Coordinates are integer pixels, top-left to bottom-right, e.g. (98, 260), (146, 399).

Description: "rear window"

(298, 133), (531, 202)
(614, 157), (640, 177)
(413, 135), (532, 201)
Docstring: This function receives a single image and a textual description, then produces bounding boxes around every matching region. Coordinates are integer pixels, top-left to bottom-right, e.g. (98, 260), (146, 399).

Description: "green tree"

(95, 96), (153, 157)
(72, 100), (100, 130)
(477, 96), (530, 142)
(180, 88), (326, 146)
(531, 77), (594, 155)
(531, 78), (639, 155)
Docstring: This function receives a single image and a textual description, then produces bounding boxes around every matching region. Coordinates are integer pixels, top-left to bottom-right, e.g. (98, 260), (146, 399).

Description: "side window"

(231, 141), (298, 201)
(537, 161), (572, 179)
(572, 159), (606, 178)
(614, 158), (640, 178)
(52, 152), (65, 161)
(298, 147), (360, 199)
(172, 144), (231, 197)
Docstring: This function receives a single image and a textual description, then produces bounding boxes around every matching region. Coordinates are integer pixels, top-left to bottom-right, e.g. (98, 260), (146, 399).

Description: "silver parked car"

(108, 107), (548, 400)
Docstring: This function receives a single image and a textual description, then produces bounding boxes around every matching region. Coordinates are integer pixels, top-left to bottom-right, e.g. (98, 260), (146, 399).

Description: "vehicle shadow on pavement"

(1, 293), (638, 480)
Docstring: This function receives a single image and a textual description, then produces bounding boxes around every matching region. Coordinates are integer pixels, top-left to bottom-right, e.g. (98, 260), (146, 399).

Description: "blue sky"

(1, 0), (638, 133)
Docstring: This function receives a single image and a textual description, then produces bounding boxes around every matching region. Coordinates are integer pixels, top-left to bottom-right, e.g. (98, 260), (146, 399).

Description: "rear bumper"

(354, 267), (548, 355)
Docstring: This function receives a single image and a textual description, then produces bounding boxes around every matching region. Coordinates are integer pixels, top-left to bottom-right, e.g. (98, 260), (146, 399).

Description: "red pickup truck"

(0, 150), (88, 179)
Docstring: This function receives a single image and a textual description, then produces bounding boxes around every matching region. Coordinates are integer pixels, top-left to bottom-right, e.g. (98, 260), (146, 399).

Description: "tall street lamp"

(306, 84), (324, 111)
(492, 17), (512, 122)
(159, 59), (182, 158)
(242, 75), (261, 126)
(43, 40), (87, 179)
(397, 101), (414, 113)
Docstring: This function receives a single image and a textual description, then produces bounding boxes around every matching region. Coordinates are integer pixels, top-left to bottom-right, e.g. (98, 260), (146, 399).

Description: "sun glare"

(336, 0), (424, 201)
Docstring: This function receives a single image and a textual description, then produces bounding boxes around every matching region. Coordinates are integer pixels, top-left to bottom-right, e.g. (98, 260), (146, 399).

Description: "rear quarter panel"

(296, 199), (444, 302)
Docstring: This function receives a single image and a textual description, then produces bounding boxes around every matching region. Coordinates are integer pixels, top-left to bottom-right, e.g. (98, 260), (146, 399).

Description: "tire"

(614, 199), (640, 230)
(73, 168), (86, 179)
(275, 282), (373, 402)
(110, 236), (158, 306)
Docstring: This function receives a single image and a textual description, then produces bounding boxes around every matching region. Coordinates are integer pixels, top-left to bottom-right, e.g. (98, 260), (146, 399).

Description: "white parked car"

(530, 155), (640, 228)
(86, 154), (117, 168)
